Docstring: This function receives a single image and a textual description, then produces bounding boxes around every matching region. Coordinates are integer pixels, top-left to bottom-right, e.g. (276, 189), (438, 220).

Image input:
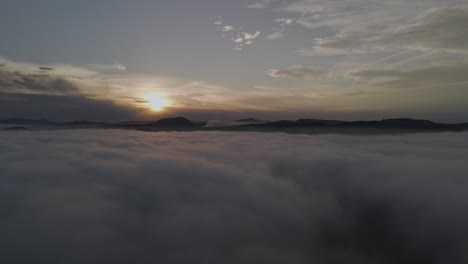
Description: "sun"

(145, 94), (170, 111)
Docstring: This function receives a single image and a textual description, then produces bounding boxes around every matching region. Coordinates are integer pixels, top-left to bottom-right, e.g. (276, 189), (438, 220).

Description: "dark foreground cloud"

(0, 92), (146, 121)
(1, 130), (468, 263)
(0, 69), (79, 94)
(38, 67), (54, 71)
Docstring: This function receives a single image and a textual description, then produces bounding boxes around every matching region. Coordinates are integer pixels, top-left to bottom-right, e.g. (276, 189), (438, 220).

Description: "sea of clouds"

(1, 130), (468, 264)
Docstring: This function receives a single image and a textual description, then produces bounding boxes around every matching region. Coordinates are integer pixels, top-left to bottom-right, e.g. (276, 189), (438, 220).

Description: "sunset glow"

(145, 94), (170, 111)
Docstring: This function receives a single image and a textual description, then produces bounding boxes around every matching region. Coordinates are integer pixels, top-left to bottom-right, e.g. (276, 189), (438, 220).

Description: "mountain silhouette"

(3, 126), (29, 131)
(2, 116), (468, 134)
(380, 118), (435, 127)
(0, 119), (54, 125)
(247, 118), (465, 130)
(236, 118), (266, 123)
(146, 117), (200, 128)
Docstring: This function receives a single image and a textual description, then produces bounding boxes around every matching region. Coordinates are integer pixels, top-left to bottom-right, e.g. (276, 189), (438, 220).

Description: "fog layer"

(1, 130), (468, 263)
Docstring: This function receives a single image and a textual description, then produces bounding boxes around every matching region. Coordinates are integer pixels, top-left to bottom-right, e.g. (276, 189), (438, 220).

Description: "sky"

(1, 0), (468, 122)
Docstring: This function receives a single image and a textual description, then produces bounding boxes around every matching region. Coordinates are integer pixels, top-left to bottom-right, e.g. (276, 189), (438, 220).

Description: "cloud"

(376, 6), (468, 53)
(214, 17), (261, 50)
(0, 92), (147, 121)
(319, 5), (468, 54)
(247, 0), (278, 9)
(14, 77), (78, 93)
(0, 57), (253, 119)
(0, 69), (80, 94)
(0, 57), (97, 78)
(227, 31), (262, 50)
(89, 62), (127, 71)
(214, 16), (223, 25)
(233, 31), (261, 49)
(214, 18), (236, 33)
(243, 31), (261, 41)
(275, 18), (294, 26)
(266, 18), (296, 40)
(0, 57), (334, 119)
(268, 65), (328, 80)
(1, 130), (468, 263)
(0, 57), (163, 120)
(350, 63), (468, 89)
(279, 1), (468, 54)
(38, 67), (54, 71)
(221, 25), (235, 32)
(266, 28), (286, 39)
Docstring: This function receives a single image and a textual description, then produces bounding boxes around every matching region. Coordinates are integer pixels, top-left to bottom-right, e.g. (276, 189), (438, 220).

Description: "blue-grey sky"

(1, 0), (468, 121)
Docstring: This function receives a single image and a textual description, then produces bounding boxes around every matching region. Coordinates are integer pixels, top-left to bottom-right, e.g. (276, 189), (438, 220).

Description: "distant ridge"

(3, 126), (29, 131)
(380, 118), (435, 126)
(247, 118), (468, 130)
(236, 118), (266, 123)
(2, 116), (468, 134)
(60, 121), (111, 126)
(0, 118), (55, 125)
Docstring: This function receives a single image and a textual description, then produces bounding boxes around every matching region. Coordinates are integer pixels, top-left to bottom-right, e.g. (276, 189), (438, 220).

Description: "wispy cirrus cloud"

(350, 63), (468, 89)
(266, 18), (296, 39)
(246, 0), (279, 9)
(266, 28), (286, 40)
(374, 6), (468, 53)
(89, 61), (127, 72)
(279, 1), (468, 54)
(268, 65), (329, 80)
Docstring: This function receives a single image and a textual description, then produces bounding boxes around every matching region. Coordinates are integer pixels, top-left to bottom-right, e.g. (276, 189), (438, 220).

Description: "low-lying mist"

(1, 130), (468, 264)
